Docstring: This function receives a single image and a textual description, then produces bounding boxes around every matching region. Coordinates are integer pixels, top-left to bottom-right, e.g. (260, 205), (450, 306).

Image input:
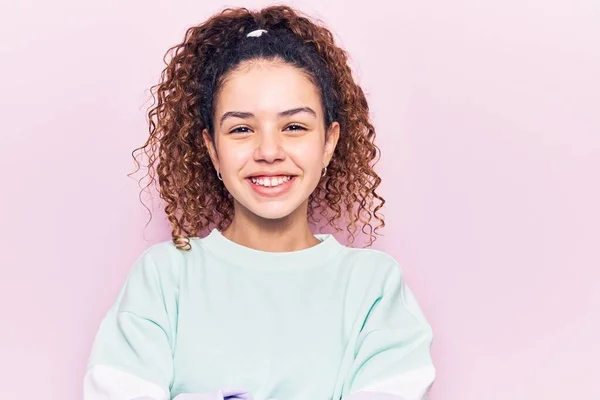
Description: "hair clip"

(246, 29), (268, 37)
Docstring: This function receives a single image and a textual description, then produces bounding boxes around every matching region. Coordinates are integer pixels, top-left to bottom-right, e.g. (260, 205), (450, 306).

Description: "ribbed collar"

(196, 228), (345, 270)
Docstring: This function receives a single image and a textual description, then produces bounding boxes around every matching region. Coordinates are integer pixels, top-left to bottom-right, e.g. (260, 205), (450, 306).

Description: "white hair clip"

(246, 29), (268, 37)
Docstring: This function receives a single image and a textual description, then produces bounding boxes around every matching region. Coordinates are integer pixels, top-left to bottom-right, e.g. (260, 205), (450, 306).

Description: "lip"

(246, 176), (296, 197)
(246, 172), (296, 179)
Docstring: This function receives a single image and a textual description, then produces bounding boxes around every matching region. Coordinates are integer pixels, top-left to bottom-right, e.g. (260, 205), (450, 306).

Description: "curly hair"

(131, 5), (385, 251)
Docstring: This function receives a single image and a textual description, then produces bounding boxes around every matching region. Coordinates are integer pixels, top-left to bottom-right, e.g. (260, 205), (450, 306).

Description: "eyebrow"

(219, 107), (317, 127)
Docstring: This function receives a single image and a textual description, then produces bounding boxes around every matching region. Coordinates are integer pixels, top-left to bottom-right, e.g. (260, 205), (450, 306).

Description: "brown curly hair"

(130, 5), (385, 251)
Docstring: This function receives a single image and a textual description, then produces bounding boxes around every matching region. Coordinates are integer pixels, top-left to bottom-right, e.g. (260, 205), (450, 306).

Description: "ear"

(202, 129), (219, 172)
(323, 121), (340, 167)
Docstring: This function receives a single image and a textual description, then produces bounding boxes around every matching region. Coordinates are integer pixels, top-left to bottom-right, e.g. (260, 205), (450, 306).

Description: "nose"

(254, 128), (285, 163)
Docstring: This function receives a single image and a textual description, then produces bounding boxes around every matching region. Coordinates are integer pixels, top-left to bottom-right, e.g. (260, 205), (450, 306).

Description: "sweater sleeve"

(84, 247), (177, 400)
(341, 265), (436, 400)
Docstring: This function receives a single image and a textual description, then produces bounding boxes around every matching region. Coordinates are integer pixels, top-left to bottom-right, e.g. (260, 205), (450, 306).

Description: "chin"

(246, 202), (301, 221)
(231, 194), (308, 222)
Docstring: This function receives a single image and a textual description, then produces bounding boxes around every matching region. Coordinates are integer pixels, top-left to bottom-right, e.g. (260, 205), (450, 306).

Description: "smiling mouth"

(248, 175), (294, 187)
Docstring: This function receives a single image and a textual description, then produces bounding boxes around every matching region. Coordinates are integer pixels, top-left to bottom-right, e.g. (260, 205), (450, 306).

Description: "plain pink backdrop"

(1, 0), (598, 399)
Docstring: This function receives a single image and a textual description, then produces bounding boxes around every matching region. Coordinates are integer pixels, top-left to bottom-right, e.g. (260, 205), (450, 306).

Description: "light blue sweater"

(85, 229), (435, 400)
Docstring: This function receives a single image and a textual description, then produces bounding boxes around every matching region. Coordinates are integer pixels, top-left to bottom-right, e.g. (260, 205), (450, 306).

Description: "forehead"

(215, 59), (323, 117)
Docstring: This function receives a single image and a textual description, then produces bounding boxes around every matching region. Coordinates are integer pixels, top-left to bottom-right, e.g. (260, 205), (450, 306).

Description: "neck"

(222, 202), (320, 252)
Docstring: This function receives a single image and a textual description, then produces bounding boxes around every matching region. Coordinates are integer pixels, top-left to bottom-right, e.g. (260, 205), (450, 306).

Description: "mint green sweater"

(85, 229), (435, 400)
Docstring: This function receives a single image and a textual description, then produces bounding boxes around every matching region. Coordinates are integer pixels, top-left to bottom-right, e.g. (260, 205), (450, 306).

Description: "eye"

(229, 126), (252, 134)
(284, 124), (307, 132)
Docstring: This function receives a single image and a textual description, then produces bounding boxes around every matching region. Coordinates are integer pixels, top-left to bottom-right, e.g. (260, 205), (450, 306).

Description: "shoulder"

(137, 237), (193, 265)
(336, 245), (406, 291)
(114, 238), (201, 313)
(338, 246), (432, 327)
(124, 237), (200, 291)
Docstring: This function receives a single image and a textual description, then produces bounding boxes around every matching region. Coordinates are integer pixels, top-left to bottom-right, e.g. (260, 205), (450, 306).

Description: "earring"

(321, 166), (327, 177)
(217, 171), (223, 181)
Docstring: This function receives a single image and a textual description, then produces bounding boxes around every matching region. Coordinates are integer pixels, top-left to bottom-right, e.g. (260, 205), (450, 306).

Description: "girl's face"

(203, 59), (340, 222)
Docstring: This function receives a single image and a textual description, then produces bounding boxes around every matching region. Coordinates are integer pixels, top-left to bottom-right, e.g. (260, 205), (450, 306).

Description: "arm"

(84, 248), (254, 400)
(84, 248), (176, 400)
(341, 266), (436, 400)
(131, 391), (251, 400)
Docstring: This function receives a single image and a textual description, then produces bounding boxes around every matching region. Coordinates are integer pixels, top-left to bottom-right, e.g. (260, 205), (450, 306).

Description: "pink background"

(1, 0), (598, 398)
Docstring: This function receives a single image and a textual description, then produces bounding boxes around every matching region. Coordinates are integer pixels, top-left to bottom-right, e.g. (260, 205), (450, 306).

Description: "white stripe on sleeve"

(84, 365), (170, 400)
(345, 364), (435, 400)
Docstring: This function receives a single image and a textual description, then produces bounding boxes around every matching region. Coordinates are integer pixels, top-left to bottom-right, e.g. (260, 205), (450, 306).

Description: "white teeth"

(250, 176), (292, 187)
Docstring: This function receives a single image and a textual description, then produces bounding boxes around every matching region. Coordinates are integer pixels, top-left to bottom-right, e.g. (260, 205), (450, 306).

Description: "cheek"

(287, 138), (325, 171)
(290, 145), (323, 172)
(218, 144), (252, 173)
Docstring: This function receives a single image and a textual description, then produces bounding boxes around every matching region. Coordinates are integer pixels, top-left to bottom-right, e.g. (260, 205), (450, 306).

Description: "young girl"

(84, 5), (435, 400)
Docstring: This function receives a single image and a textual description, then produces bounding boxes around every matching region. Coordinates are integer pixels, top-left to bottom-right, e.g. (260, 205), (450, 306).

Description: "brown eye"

(230, 126), (252, 134)
(284, 124), (306, 132)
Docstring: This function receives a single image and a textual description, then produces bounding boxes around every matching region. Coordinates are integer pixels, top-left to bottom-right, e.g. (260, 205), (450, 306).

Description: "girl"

(84, 5), (435, 400)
